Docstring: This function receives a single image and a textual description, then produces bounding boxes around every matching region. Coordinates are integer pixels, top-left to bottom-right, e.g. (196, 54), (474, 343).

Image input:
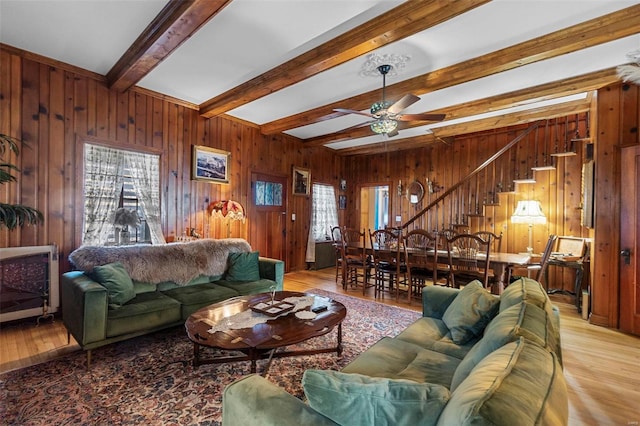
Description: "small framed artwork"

(192, 145), (230, 183)
(292, 166), (310, 196)
(340, 179), (347, 191)
(339, 195), (347, 210)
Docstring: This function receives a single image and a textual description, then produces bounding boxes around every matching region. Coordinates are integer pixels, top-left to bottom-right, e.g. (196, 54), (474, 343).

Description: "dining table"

(349, 242), (531, 296)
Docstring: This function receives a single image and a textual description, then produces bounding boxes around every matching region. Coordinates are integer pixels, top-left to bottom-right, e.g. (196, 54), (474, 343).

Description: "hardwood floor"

(1, 268), (639, 425)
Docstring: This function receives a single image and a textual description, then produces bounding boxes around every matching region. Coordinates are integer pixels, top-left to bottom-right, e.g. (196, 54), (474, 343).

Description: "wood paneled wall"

(2, 46), (638, 327)
(339, 118), (591, 292)
(0, 47), (344, 273)
(591, 82), (640, 328)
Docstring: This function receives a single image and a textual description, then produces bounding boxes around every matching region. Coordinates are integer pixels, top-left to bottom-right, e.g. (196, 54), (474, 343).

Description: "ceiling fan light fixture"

(370, 100), (393, 115)
(370, 118), (397, 135)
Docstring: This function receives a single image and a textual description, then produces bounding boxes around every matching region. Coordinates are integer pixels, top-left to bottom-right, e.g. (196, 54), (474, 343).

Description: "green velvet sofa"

(222, 277), (568, 425)
(61, 238), (284, 367)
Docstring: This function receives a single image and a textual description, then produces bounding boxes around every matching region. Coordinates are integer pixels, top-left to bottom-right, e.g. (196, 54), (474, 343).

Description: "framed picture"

(339, 195), (347, 210)
(340, 179), (347, 191)
(192, 145), (230, 183)
(292, 166), (310, 196)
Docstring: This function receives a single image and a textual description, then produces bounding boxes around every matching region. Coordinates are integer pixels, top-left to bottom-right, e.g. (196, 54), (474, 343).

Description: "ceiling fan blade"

(388, 94), (420, 114)
(397, 113), (446, 122)
(385, 129), (399, 138)
(334, 108), (374, 118)
(338, 120), (376, 132)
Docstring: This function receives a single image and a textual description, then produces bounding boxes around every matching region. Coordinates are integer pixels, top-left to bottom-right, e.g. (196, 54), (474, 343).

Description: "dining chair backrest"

(331, 226), (342, 243)
(369, 228), (401, 266)
(473, 231), (503, 253)
(404, 229), (438, 276)
(438, 228), (458, 249)
(446, 233), (491, 288)
(536, 234), (558, 282)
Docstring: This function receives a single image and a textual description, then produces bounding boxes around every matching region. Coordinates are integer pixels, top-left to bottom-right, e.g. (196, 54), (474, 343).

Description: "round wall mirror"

(406, 181), (424, 204)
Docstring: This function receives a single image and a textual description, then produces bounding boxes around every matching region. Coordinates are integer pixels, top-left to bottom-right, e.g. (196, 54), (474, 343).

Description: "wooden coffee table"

(184, 291), (347, 373)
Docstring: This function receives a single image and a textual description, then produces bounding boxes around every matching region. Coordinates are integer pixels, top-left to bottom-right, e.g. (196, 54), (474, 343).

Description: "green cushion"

(500, 277), (550, 312)
(451, 302), (558, 391)
(92, 262), (136, 308)
(395, 317), (478, 360)
(442, 280), (499, 344)
(215, 278), (278, 295)
(303, 370), (450, 426)
(437, 338), (568, 426)
(106, 291), (181, 337)
(225, 251), (260, 281)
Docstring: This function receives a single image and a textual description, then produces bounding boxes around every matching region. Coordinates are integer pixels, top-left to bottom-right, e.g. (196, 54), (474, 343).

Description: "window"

(310, 184), (339, 241)
(82, 143), (164, 246)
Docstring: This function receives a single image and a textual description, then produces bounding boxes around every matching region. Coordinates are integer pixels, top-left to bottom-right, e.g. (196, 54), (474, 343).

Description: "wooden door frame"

(356, 181), (393, 233)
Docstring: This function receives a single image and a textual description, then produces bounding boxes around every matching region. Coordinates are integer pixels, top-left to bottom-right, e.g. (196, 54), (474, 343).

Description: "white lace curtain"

(305, 184), (339, 262)
(82, 143), (165, 246)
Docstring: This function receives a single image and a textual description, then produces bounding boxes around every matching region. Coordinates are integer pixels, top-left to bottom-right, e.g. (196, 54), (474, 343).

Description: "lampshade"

(511, 200), (546, 224)
(207, 200), (246, 222)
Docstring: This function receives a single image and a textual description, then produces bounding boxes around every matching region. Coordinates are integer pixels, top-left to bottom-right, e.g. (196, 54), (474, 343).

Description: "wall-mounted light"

(207, 200), (246, 238)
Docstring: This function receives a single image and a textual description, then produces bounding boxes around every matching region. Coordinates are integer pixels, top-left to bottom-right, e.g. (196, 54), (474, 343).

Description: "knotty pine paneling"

(0, 49), (344, 274)
(341, 119), (592, 292)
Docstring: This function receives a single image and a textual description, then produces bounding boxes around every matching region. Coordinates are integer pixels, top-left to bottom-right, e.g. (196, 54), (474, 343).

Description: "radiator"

(0, 245), (59, 322)
(312, 241), (337, 270)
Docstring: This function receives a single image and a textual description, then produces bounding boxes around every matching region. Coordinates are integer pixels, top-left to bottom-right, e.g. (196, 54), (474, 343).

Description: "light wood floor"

(1, 268), (639, 425)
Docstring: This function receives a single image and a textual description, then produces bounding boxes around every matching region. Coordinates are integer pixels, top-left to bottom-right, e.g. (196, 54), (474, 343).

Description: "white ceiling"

(1, 0), (639, 153)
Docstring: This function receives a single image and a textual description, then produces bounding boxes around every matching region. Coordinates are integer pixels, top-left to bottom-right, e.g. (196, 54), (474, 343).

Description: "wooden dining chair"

(330, 226), (343, 284)
(341, 227), (373, 294)
(507, 234), (558, 288)
(446, 233), (493, 289)
(404, 229), (450, 302)
(369, 228), (406, 300)
(472, 231), (503, 253)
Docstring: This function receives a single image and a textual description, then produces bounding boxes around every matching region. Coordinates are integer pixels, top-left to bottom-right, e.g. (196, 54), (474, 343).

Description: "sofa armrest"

(422, 286), (460, 319)
(222, 374), (337, 426)
(61, 271), (109, 347)
(258, 257), (284, 290)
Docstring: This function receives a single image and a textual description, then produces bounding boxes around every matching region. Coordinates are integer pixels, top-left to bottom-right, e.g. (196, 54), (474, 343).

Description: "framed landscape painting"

(192, 145), (230, 183)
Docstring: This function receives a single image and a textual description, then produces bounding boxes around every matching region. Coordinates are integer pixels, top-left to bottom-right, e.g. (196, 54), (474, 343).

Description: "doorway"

(359, 184), (390, 240)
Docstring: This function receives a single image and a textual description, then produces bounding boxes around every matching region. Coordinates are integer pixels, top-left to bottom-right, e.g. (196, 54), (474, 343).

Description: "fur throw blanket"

(69, 238), (252, 286)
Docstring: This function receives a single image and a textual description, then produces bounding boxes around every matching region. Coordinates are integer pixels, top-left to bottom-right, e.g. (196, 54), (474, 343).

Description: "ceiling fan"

(335, 64), (445, 137)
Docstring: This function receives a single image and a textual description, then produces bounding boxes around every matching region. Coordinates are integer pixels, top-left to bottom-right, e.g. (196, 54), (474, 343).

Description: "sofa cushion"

(106, 291), (182, 337)
(442, 280), (499, 344)
(162, 282), (239, 319)
(500, 277), (551, 313)
(92, 262), (136, 308)
(437, 337), (568, 426)
(215, 278), (278, 296)
(341, 337), (461, 388)
(226, 251), (260, 281)
(395, 317), (479, 360)
(303, 370), (450, 426)
(450, 302), (559, 391)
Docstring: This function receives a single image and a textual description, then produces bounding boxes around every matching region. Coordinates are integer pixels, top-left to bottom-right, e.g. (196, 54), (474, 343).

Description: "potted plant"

(113, 208), (140, 244)
(0, 134), (44, 230)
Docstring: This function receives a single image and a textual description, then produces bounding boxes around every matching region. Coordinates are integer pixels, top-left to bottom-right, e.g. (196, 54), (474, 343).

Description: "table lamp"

(208, 200), (246, 238)
(511, 200), (546, 254)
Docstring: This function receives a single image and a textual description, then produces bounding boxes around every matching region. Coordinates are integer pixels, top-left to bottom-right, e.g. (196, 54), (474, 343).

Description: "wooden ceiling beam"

(198, 0), (490, 118)
(107, 0), (232, 92)
(303, 67), (618, 147)
(263, 4), (640, 135)
(335, 98), (591, 156)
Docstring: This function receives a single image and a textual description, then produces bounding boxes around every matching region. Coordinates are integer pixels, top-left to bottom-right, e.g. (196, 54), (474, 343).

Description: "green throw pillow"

(225, 251), (260, 281)
(92, 262), (136, 308)
(442, 280), (499, 344)
(302, 370), (450, 426)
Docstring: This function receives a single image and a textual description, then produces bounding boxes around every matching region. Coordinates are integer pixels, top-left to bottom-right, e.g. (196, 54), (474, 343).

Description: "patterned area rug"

(0, 289), (421, 425)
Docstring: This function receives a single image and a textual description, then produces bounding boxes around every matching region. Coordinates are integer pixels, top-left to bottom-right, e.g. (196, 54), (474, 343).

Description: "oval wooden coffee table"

(185, 291), (347, 373)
